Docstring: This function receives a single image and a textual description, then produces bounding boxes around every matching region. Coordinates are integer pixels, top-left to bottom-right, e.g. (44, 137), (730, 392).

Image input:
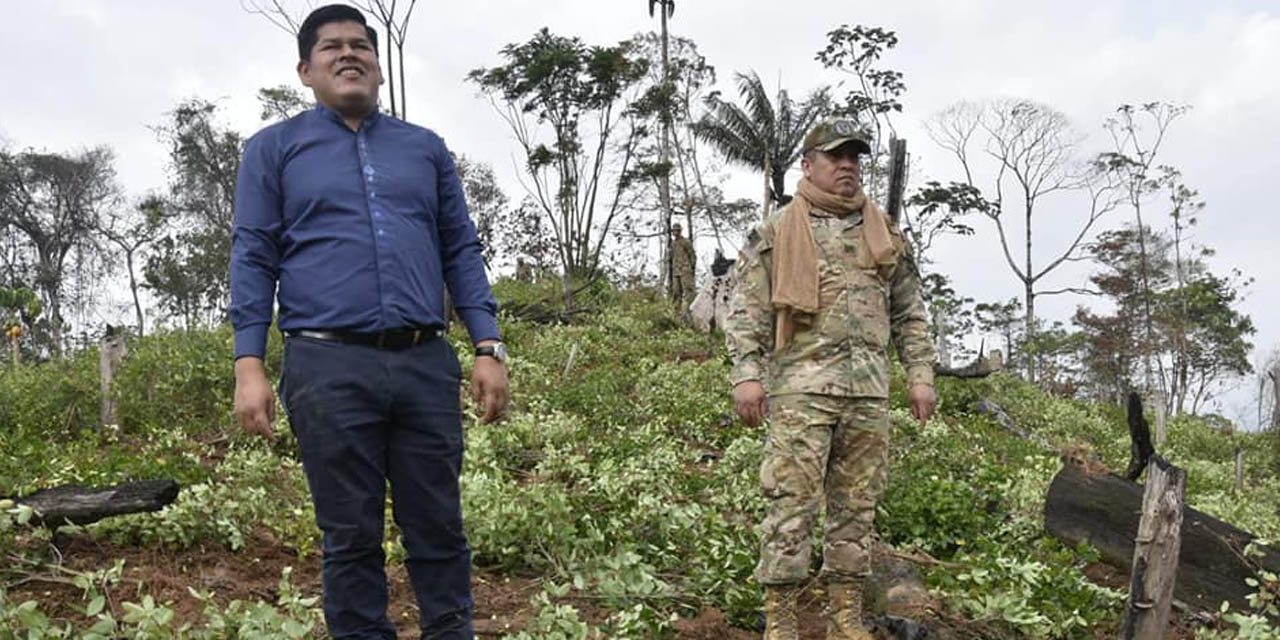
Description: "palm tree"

(691, 71), (830, 216)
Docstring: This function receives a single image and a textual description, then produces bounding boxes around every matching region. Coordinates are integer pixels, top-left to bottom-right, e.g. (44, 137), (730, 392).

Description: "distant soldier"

(515, 257), (534, 283)
(724, 119), (938, 640)
(671, 222), (696, 310)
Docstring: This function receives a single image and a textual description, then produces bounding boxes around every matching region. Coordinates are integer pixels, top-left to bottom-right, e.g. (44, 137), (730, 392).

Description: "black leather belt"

(287, 326), (445, 350)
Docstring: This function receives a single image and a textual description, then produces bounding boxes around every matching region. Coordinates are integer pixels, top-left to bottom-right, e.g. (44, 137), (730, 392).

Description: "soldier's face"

(803, 145), (862, 197)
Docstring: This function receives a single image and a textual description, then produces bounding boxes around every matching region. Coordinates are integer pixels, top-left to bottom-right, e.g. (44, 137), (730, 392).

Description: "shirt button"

(377, 229), (385, 235)
(363, 165), (374, 175)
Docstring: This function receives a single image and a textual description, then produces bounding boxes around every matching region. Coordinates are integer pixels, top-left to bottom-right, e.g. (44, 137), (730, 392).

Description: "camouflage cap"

(802, 119), (872, 155)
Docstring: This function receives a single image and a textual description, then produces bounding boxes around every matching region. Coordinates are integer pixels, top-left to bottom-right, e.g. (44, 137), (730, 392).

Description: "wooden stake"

(1121, 455), (1186, 640)
(99, 327), (128, 427)
(1235, 448), (1244, 494)
(562, 342), (580, 379)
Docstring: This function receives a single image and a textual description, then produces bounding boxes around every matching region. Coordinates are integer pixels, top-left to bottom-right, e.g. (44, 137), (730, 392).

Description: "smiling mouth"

(337, 67), (364, 78)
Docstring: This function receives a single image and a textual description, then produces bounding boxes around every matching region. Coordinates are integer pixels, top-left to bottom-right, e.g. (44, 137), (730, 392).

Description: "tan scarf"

(770, 178), (896, 353)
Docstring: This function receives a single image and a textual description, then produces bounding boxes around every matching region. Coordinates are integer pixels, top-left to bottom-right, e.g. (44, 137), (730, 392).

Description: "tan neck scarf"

(770, 178), (896, 352)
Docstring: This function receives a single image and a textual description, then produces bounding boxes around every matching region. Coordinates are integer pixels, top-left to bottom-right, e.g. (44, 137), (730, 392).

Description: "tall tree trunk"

(1271, 365), (1280, 432)
(125, 249), (144, 336)
(386, 32), (397, 117)
(761, 149), (773, 218)
(1133, 204), (1156, 390)
(1024, 200), (1036, 382)
(1024, 281), (1035, 382)
(658, 5), (675, 300)
(398, 43), (407, 119)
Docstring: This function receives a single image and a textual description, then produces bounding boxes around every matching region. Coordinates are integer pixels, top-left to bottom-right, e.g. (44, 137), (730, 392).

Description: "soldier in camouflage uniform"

(515, 257), (534, 283)
(724, 120), (937, 640)
(671, 222), (697, 312)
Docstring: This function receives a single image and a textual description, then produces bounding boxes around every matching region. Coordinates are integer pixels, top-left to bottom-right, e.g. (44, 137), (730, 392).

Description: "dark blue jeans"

(281, 335), (473, 640)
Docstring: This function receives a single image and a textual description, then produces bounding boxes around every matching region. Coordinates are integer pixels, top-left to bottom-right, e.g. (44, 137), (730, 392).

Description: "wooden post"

(562, 343), (579, 379)
(99, 326), (128, 427)
(1150, 390), (1167, 448)
(1121, 455), (1186, 640)
(1235, 448), (1245, 494)
(1271, 365), (1280, 431)
(8, 333), (17, 366)
(886, 138), (908, 225)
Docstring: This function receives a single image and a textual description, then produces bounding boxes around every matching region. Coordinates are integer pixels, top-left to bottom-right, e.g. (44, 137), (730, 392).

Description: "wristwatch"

(475, 342), (508, 363)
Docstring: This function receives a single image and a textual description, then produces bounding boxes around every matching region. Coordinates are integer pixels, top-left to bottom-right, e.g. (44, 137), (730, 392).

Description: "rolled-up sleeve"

(433, 138), (500, 344)
(229, 131), (283, 360)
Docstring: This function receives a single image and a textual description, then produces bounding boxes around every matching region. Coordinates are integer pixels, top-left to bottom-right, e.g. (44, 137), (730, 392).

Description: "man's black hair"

(297, 4), (378, 61)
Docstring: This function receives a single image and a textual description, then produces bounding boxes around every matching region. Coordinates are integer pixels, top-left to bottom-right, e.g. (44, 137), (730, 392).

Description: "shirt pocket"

(850, 276), (891, 349)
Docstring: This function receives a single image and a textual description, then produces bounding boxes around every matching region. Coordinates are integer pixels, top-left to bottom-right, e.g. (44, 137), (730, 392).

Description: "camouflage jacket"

(672, 235), (696, 277)
(724, 205), (936, 398)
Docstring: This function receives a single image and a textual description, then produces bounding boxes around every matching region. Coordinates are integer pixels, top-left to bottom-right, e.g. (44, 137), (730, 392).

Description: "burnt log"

(11, 479), (180, 527)
(935, 349), (1004, 379)
(1125, 391), (1156, 481)
(1045, 462), (1280, 612)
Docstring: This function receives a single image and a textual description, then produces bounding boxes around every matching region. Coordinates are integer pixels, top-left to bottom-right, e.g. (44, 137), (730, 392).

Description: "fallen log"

(935, 350), (1003, 379)
(9, 479), (180, 527)
(1045, 462), (1279, 612)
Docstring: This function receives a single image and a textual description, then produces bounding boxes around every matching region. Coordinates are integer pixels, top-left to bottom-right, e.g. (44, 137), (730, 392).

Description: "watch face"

(478, 343), (508, 362)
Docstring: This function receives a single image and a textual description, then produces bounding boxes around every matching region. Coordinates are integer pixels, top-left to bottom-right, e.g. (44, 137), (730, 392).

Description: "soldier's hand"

(234, 357), (276, 442)
(733, 380), (768, 428)
(908, 383), (937, 425)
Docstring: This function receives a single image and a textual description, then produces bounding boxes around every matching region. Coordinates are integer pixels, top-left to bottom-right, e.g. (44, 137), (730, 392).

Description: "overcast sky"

(3, 1), (1277, 425)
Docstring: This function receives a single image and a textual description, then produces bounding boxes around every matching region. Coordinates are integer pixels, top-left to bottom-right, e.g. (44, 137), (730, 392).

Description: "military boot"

(762, 584), (801, 640)
(826, 580), (874, 640)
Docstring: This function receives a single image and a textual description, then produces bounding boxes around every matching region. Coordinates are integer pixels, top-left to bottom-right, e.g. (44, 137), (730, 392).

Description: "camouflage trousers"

(672, 271), (695, 311)
(755, 394), (889, 584)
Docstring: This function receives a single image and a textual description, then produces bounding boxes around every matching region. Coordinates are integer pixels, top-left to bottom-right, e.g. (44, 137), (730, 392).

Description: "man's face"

(802, 144), (863, 197)
(297, 21), (383, 117)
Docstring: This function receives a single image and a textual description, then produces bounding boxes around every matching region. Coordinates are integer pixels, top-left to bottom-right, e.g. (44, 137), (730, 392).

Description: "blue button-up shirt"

(229, 104), (499, 359)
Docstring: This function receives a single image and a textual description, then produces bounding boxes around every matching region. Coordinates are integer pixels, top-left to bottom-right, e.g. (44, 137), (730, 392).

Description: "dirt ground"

(7, 535), (1208, 639)
(6, 533), (777, 638)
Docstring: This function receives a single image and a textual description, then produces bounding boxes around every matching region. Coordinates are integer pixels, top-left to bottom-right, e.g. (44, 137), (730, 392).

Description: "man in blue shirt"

(230, 5), (507, 638)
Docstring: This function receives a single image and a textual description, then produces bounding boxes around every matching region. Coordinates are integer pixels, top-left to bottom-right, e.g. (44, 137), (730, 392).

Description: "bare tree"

(928, 99), (1122, 380)
(1097, 103), (1190, 394)
(98, 196), (166, 336)
(355, 0), (417, 120)
(240, 0), (311, 35)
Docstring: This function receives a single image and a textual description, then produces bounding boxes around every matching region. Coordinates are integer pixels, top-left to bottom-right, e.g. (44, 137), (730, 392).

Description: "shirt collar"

(312, 102), (382, 129)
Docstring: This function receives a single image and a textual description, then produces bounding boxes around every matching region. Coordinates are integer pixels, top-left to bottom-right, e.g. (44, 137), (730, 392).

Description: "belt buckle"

(376, 332), (386, 349)
(412, 329), (422, 345)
